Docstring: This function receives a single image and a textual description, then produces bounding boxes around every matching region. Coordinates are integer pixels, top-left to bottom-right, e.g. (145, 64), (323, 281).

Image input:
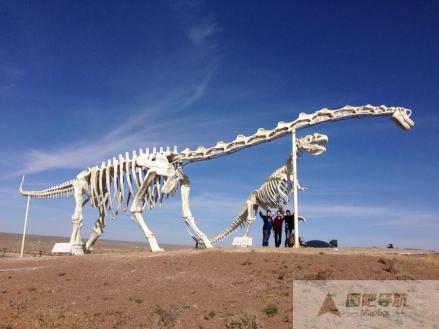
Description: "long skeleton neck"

(174, 104), (413, 163)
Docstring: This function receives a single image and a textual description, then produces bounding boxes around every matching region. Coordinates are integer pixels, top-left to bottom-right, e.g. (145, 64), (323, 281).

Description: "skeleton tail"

(210, 207), (248, 244)
(19, 176), (75, 199)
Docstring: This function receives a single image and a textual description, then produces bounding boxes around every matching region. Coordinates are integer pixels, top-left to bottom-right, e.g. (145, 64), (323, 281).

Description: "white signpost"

(232, 236), (252, 248)
(292, 131), (300, 248)
(20, 195), (30, 259)
(51, 243), (72, 254)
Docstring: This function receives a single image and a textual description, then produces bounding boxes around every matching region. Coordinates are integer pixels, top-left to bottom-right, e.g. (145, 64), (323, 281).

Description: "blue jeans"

(274, 230), (282, 247)
(262, 229), (271, 247)
(285, 227), (293, 247)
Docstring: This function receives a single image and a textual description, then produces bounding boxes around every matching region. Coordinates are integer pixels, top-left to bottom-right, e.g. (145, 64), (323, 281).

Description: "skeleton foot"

(193, 235), (213, 249)
(147, 233), (164, 252)
(199, 235), (213, 248)
(71, 243), (85, 255)
(85, 231), (99, 253)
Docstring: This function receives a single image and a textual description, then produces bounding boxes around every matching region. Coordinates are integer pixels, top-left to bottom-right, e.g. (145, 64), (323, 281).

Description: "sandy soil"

(1, 233), (439, 329)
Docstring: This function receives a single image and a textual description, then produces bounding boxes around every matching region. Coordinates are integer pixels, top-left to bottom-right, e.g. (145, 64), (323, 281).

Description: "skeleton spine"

(177, 105), (412, 163)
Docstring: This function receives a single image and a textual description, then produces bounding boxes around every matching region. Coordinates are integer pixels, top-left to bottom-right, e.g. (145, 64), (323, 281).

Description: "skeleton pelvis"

(137, 153), (175, 177)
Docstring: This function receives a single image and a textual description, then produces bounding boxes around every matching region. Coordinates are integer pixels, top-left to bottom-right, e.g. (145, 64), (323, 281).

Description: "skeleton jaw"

(298, 133), (329, 156)
(392, 108), (414, 131)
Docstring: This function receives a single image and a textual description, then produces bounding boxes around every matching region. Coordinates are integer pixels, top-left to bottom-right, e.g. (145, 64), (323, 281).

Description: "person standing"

(284, 211), (306, 247)
(259, 210), (273, 247)
(273, 210), (284, 248)
(283, 210), (294, 247)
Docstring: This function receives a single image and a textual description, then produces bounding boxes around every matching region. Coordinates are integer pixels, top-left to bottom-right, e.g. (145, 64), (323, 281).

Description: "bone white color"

(19, 105), (414, 254)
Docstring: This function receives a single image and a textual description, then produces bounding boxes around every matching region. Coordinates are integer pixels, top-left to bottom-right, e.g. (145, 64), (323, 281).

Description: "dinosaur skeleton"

(208, 133), (328, 245)
(19, 105), (414, 254)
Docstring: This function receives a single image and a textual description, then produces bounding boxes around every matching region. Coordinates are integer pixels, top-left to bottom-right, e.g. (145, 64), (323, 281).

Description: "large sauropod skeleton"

(208, 132), (328, 245)
(19, 105), (414, 254)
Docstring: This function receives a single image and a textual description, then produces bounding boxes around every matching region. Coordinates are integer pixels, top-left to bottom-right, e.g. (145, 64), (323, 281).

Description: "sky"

(0, 1), (438, 250)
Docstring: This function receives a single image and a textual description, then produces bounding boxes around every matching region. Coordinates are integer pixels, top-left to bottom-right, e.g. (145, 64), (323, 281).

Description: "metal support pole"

(20, 195), (30, 258)
(292, 131), (300, 248)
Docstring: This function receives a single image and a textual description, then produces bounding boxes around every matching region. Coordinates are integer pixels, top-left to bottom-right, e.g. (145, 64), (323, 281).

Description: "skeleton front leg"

(130, 170), (163, 252)
(180, 175), (213, 248)
(131, 212), (163, 252)
(70, 180), (86, 255)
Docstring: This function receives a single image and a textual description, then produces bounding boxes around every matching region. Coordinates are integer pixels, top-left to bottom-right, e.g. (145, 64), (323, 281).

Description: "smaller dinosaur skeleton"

(207, 133), (328, 245)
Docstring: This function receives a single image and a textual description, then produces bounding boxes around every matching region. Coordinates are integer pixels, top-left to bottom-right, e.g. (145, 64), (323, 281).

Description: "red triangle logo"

(317, 293), (340, 317)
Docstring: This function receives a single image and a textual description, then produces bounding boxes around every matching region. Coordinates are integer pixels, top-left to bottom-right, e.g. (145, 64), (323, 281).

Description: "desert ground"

(1, 233), (439, 329)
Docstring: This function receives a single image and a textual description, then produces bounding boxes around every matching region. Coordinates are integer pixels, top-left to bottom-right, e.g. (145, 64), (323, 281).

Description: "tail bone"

(19, 176), (75, 199)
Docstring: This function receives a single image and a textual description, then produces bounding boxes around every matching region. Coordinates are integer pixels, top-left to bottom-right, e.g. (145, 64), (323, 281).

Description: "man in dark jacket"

(283, 210), (294, 247)
(259, 210), (273, 247)
(283, 210), (306, 247)
(273, 210), (284, 248)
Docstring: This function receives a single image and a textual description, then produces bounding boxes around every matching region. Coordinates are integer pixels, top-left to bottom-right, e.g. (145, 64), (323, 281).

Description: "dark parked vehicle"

(304, 240), (336, 248)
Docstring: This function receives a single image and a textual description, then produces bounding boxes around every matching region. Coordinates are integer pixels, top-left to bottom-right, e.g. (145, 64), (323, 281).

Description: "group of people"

(259, 209), (304, 247)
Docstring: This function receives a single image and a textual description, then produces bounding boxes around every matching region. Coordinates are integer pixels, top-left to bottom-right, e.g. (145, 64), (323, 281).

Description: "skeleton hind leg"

(85, 207), (106, 253)
(244, 202), (259, 237)
(70, 180), (87, 255)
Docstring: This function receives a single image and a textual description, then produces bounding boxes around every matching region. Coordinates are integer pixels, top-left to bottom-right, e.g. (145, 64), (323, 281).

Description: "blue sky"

(0, 1), (438, 250)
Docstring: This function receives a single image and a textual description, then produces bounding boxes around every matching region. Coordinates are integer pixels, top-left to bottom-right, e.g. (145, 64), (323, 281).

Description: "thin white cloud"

(0, 187), (19, 196)
(188, 21), (218, 46)
(10, 14), (221, 176)
(16, 72), (218, 175)
(182, 67), (214, 108)
(1, 62), (23, 77)
(300, 203), (439, 228)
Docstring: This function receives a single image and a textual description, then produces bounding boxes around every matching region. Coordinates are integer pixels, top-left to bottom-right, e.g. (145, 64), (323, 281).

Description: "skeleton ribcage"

(88, 161), (177, 217)
(255, 165), (294, 209)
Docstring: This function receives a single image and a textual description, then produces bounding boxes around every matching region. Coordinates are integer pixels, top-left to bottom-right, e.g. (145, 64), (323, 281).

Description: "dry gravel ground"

(1, 233), (439, 329)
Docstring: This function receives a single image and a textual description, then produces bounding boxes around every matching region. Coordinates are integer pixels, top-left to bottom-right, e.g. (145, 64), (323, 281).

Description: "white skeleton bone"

(19, 105), (414, 254)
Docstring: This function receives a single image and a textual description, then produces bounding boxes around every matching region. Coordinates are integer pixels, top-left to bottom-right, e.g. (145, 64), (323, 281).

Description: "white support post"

(20, 195), (30, 258)
(292, 131), (300, 248)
